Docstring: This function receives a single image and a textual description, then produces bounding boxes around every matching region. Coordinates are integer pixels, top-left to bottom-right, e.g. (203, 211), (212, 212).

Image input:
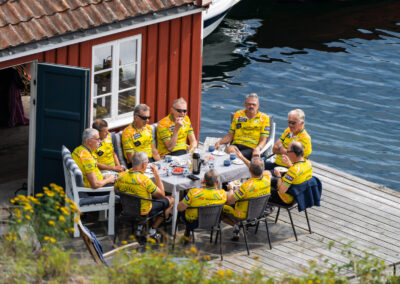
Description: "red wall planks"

(0, 13), (203, 139)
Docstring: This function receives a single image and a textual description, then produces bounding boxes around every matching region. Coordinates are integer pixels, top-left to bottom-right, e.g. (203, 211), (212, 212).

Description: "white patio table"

(147, 152), (250, 234)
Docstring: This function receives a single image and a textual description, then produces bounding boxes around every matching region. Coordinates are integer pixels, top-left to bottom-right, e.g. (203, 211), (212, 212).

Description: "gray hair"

(245, 93), (259, 103)
(134, 104), (150, 117)
(131, 152), (149, 168)
(172, 98), (187, 108)
(289, 142), (304, 157)
(203, 169), (220, 188)
(82, 128), (98, 144)
(289, 109), (305, 122)
(249, 156), (264, 177)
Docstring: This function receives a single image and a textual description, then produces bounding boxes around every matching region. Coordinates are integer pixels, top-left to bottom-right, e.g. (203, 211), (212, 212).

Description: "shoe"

(165, 215), (172, 224)
(135, 225), (144, 238)
(149, 231), (161, 242)
(264, 205), (274, 215)
(231, 224), (240, 241)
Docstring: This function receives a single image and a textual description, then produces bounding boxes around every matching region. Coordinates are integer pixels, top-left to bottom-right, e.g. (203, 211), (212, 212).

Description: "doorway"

(0, 63), (32, 205)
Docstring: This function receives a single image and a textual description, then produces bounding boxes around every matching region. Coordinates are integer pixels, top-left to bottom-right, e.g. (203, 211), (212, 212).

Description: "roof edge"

(0, 4), (202, 63)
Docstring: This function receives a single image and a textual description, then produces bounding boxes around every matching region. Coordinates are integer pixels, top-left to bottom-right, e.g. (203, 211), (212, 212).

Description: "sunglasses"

(136, 114), (151, 121)
(174, 107), (187, 113)
(288, 121), (297, 125)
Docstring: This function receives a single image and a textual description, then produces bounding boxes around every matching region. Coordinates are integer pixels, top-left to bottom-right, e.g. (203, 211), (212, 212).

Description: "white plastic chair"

(61, 145), (115, 237)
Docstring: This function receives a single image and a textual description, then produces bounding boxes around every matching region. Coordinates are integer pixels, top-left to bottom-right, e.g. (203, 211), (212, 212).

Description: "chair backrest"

(190, 204), (224, 230)
(238, 194), (270, 220)
(111, 131), (128, 168)
(77, 221), (109, 266)
(118, 191), (143, 219)
(150, 122), (158, 148)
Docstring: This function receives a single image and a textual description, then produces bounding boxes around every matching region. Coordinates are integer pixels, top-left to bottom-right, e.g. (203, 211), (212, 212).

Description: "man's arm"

(163, 119), (183, 152)
(215, 133), (234, 150)
(177, 201), (188, 212)
(97, 161), (125, 172)
(226, 189), (236, 205)
(187, 133), (197, 152)
(151, 143), (161, 161)
(234, 148), (250, 168)
(274, 169), (289, 194)
(253, 136), (267, 157)
(272, 139), (287, 155)
(87, 172), (115, 189)
(126, 152), (134, 164)
(150, 165), (165, 199)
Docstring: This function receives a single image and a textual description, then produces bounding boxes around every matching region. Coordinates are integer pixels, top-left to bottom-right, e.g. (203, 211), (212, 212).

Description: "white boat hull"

(202, 0), (241, 38)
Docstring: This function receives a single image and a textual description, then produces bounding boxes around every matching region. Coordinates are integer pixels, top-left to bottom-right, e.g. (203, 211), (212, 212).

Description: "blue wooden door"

(34, 63), (90, 193)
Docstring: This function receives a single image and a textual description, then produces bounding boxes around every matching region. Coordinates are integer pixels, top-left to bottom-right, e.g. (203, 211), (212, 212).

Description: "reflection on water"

(201, 0), (400, 191)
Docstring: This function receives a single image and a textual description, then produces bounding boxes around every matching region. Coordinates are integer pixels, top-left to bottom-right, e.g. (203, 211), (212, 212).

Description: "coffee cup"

(224, 159), (231, 167)
(230, 153), (236, 160)
(208, 145), (215, 152)
(164, 155), (172, 163)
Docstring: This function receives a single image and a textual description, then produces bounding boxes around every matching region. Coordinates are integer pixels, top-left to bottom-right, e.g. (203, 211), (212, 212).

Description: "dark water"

(200, 0), (400, 191)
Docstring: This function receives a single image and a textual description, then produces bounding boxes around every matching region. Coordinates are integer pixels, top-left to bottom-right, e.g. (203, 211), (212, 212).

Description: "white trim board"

(0, 7), (201, 64)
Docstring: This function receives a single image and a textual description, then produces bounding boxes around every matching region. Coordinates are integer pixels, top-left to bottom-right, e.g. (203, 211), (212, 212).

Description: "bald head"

(288, 141), (304, 157)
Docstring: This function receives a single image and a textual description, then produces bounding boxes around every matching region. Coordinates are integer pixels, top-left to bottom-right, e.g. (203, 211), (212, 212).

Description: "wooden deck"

(210, 161), (400, 276)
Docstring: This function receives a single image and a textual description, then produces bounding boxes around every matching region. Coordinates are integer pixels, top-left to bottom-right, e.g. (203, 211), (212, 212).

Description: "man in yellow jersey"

(115, 151), (174, 240)
(122, 104), (160, 166)
(72, 128), (115, 188)
(215, 93), (270, 160)
(157, 98), (197, 156)
(267, 109), (312, 172)
(222, 157), (271, 241)
(269, 141), (313, 205)
(92, 119), (125, 173)
(177, 169), (227, 238)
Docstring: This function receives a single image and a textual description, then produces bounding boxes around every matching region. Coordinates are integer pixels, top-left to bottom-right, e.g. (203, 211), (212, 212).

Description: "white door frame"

(27, 61), (37, 196)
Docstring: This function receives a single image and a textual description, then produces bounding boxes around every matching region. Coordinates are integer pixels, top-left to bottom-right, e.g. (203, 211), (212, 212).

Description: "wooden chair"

(229, 194), (271, 255)
(172, 204), (224, 261)
(61, 145), (115, 237)
(78, 220), (139, 266)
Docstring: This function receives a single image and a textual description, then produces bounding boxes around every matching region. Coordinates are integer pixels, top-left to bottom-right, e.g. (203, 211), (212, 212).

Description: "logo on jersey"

(184, 195), (189, 201)
(236, 123), (242, 129)
(286, 175), (294, 182)
(238, 117), (247, 122)
(264, 126), (270, 131)
(134, 133), (142, 140)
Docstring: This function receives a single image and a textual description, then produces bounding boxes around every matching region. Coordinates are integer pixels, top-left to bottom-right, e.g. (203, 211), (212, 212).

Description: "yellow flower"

(203, 255), (211, 261)
(50, 237), (56, 243)
(121, 240), (127, 245)
(74, 217), (79, 223)
(48, 220), (55, 226)
(217, 270), (225, 278)
(44, 236), (50, 241)
(147, 238), (156, 244)
(190, 247), (197, 254)
(70, 228), (76, 232)
(25, 215), (31, 220)
(226, 269), (232, 277)
(59, 215), (65, 222)
(159, 243), (164, 247)
(17, 219), (21, 223)
(10, 198), (15, 204)
(308, 280), (313, 284)
(42, 247), (46, 251)
(36, 193), (44, 197)
(129, 235), (135, 240)
(64, 229), (69, 233)
(45, 191), (55, 197)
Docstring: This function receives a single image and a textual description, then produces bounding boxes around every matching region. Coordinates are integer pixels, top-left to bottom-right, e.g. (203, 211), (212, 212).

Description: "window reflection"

(120, 40), (136, 66)
(119, 65), (136, 90)
(118, 89), (136, 115)
(94, 71), (111, 95)
(93, 46), (113, 72)
(94, 96), (111, 119)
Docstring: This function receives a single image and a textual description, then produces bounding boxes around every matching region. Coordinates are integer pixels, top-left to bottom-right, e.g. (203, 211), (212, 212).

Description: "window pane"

(93, 45), (113, 72)
(118, 89), (136, 115)
(119, 65), (136, 90)
(119, 39), (136, 66)
(93, 96), (111, 119)
(94, 71), (112, 96)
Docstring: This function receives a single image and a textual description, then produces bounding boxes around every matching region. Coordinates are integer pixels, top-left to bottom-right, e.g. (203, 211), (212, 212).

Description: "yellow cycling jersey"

(280, 159), (313, 204)
(157, 114), (194, 156)
(72, 145), (103, 188)
(182, 187), (227, 222)
(122, 124), (153, 159)
(275, 128), (312, 167)
(115, 170), (157, 215)
(229, 110), (270, 149)
(223, 175), (271, 219)
(93, 133), (115, 166)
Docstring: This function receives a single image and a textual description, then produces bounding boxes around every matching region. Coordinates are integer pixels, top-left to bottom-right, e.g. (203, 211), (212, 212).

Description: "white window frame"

(91, 34), (142, 129)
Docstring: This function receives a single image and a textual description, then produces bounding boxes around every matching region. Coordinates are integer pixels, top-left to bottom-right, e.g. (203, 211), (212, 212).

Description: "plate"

(172, 167), (184, 175)
(232, 159), (244, 165)
(212, 150), (226, 156)
(275, 166), (288, 173)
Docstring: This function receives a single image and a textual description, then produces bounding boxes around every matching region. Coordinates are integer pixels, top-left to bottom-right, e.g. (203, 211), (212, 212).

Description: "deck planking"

(208, 161), (400, 277)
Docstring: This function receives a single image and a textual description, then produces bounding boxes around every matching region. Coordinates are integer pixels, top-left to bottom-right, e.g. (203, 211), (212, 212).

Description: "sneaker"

(135, 224), (144, 238)
(149, 231), (161, 242)
(264, 205), (274, 215)
(231, 224), (240, 241)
